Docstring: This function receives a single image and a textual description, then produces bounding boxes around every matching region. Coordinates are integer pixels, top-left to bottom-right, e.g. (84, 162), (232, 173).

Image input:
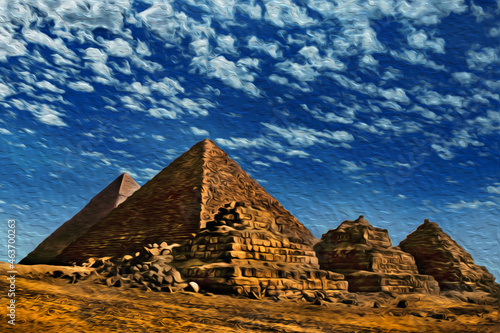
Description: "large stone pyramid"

(54, 139), (316, 264)
(314, 216), (439, 294)
(399, 219), (498, 293)
(175, 202), (348, 297)
(21, 173), (140, 265)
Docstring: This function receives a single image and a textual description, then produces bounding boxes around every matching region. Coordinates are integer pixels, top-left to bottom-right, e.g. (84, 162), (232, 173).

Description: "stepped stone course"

(399, 219), (498, 293)
(21, 173), (140, 265)
(314, 216), (439, 294)
(174, 202), (348, 297)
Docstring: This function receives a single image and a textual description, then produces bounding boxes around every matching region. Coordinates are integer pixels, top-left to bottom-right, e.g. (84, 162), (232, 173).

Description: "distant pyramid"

(314, 216), (439, 294)
(399, 219), (498, 292)
(21, 173), (140, 265)
(54, 139), (316, 264)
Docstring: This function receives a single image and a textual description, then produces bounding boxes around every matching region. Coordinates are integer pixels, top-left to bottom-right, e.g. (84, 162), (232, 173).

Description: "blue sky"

(0, 0), (498, 278)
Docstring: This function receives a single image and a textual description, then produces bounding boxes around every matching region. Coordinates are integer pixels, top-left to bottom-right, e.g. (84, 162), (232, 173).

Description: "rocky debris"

(399, 219), (499, 293)
(81, 242), (199, 293)
(0, 261), (93, 282)
(314, 216), (440, 294)
(54, 139), (316, 265)
(174, 202), (348, 298)
(21, 173), (140, 265)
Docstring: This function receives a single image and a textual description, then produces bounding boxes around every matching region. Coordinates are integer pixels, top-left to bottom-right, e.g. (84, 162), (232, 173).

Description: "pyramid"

(314, 216), (439, 294)
(54, 139), (316, 265)
(21, 173), (140, 265)
(175, 201), (348, 297)
(399, 219), (498, 293)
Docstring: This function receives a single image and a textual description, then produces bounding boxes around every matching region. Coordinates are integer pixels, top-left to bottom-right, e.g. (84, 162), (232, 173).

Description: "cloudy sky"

(0, 0), (498, 278)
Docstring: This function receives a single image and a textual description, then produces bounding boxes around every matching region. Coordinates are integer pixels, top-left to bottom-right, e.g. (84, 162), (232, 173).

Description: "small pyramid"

(314, 216), (439, 294)
(20, 173), (140, 265)
(399, 219), (498, 292)
(175, 202), (348, 297)
(54, 139), (316, 264)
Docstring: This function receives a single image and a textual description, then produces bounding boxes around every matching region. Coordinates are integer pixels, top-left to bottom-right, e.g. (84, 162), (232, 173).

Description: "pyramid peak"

(418, 219), (442, 231)
(341, 215), (369, 226)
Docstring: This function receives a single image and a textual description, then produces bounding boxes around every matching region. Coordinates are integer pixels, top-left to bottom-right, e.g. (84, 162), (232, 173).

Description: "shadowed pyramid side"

(20, 173), (140, 265)
(54, 139), (316, 264)
(399, 219), (498, 293)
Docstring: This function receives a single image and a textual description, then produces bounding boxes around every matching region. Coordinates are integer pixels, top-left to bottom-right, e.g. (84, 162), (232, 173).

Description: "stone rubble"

(82, 242), (199, 293)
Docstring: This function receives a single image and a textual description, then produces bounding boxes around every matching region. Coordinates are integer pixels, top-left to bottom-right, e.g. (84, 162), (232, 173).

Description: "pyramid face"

(21, 173), (140, 265)
(54, 139), (316, 264)
(399, 219), (497, 292)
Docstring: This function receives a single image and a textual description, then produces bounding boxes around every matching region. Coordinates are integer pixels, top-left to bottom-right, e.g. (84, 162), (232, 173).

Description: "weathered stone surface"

(21, 173), (140, 265)
(80, 242), (198, 293)
(399, 219), (498, 293)
(314, 216), (439, 294)
(54, 139), (315, 265)
(175, 202), (348, 297)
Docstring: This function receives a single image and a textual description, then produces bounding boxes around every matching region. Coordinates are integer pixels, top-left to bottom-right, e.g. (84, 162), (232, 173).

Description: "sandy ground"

(0, 265), (498, 332)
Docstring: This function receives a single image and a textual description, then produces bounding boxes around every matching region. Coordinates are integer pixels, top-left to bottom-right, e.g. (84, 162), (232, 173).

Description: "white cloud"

(215, 137), (268, 149)
(286, 149), (310, 158)
(264, 0), (316, 27)
(152, 134), (165, 141)
(276, 60), (318, 82)
(130, 82), (151, 96)
(113, 137), (129, 143)
(147, 108), (177, 119)
(150, 77), (185, 97)
(253, 160), (271, 167)
(466, 47), (499, 70)
(23, 29), (76, 59)
(36, 80), (65, 94)
(0, 26), (27, 61)
(452, 72), (477, 85)
(190, 38), (210, 56)
(360, 54), (379, 67)
(138, 168), (160, 179)
(217, 35), (237, 54)
(431, 144), (454, 160)
(446, 200), (497, 210)
(68, 81), (94, 92)
(236, 1), (262, 19)
(263, 123), (353, 147)
(380, 87), (410, 104)
(340, 160), (363, 173)
(486, 184), (500, 194)
(407, 29), (445, 53)
(136, 40), (152, 57)
(103, 38), (133, 57)
(248, 36), (282, 58)
(417, 90), (464, 108)
(298, 46), (345, 71)
(390, 49), (446, 70)
(191, 55), (260, 97)
(191, 126), (210, 136)
(302, 104), (354, 124)
(0, 128), (13, 135)
(0, 83), (14, 99)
